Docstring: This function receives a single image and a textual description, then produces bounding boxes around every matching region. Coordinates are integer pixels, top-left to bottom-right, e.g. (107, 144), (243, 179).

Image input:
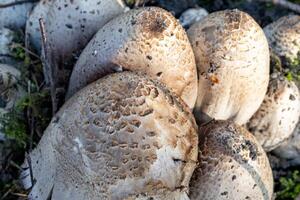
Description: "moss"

(276, 170), (300, 199)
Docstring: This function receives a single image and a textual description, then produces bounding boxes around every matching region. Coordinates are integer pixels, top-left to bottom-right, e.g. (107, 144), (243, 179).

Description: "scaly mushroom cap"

(26, 0), (126, 58)
(264, 15), (300, 65)
(67, 7), (198, 109)
(273, 120), (300, 166)
(188, 9), (270, 125)
(21, 72), (198, 200)
(247, 73), (300, 152)
(0, 0), (34, 29)
(189, 120), (273, 200)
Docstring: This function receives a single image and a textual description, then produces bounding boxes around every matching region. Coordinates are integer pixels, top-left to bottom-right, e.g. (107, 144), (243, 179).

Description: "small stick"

(260, 0), (300, 13)
(25, 153), (35, 189)
(39, 18), (57, 115)
(0, 0), (38, 8)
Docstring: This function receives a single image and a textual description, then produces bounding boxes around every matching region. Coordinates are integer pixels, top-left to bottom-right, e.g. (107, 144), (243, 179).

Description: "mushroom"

(187, 9), (270, 125)
(21, 72), (198, 200)
(25, 0), (126, 59)
(272, 120), (300, 166)
(179, 7), (208, 28)
(189, 120), (274, 200)
(0, 0), (34, 29)
(67, 7), (198, 109)
(264, 15), (300, 66)
(247, 72), (300, 152)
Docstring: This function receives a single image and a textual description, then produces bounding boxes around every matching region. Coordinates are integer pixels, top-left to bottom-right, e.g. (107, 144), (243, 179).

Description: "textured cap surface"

(189, 120), (274, 200)
(188, 9), (270, 125)
(67, 7), (198, 109)
(21, 72), (198, 200)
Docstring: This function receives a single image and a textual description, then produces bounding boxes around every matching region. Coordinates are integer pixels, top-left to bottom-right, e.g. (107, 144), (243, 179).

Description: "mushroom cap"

(247, 73), (300, 152)
(187, 9), (270, 125)
(0, 0), (34, 29)
(189, 120), (274, 200)
(21, 72), (198, 200)
(179, 7), (208, 28)
(67, 7), (198, 109)
(273, 120), (300, 166)
(263, 15), (300, 65)
(26, 0), (126, 58)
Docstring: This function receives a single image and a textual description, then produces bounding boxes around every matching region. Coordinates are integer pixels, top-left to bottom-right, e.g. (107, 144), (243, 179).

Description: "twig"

(11, 43), (40, 60)
(260, 0), (300, 13)
(39, 18), (57, 115)
(0, 0), (37, 8)
(25, 153), (35, 189)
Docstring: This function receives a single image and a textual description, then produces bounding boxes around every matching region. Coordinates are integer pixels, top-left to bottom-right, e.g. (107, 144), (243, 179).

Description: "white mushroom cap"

(187, 9), (270, 125)
(67, 7), (198, 109)
(247, 73), (300, 152)
(189, 120), (274, 200)
(25, 0), (126, 57)
(21, 72), (198, 200)
(264, 15), (300, 65)
(0, 0), (34, 29)
(273, 120), (300, 166)
(179, 7), (209, 28)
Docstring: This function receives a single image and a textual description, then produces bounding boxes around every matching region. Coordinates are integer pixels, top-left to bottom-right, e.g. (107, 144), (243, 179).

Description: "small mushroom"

(247, 72), (300, 152)
(25, 0), (126, 59)
(179, 7), (208, 28)
(272, 121), (300, 166)
(21, 72), (198, 200)
(187, 9), (270, 125)
(67, 7), (198, 109)
(0, 0), (34, 29)
(189, 120), (274, 200)
(264, 15), (300, 66)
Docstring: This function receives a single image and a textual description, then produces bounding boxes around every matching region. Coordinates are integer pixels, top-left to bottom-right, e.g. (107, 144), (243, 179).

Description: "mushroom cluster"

(2, 0), (300, 199)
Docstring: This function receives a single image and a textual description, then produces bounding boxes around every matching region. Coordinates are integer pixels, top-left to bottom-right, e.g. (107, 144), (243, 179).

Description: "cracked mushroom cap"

(179, 7), (208, 28)
(0, 28), (16, 64)
(247, 73), (300, 152)
(67, 7), (198, 109)
(187, 9), (270, 125)
(264, 15), (300, 66)
(21, 72), (198, 200)
(0, 0), (34, 29)
(273, 120), (300, 166)
(26, 0), (126, 58)
(189, 120), (274, 200)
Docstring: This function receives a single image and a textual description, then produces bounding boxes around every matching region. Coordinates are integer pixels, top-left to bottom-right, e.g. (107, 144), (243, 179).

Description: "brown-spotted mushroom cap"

(26, 0), (126, 59)
(0, 0), (34, 29)
(187, 9), (270, 125)
(189, 120), (273, 200)
(247, 72), (300, 152)
(21, 72), (198, 200)
(264, 15), (300, 66)
(273, 120), (300, 166)
(67, 7), (198, 109)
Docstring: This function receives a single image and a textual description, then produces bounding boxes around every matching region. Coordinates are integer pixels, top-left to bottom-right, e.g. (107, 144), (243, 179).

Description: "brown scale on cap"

(67, 7), (198, 110)
(188, 9), (270, 125)
(264, 15), (300, 65)
(247, 73), (300, 152)
(21, 72), (198, 200)
(189, 120), (274, 200)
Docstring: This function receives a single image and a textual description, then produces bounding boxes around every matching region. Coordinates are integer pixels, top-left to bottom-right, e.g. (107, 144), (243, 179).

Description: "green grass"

(276, 170), (300, 199)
